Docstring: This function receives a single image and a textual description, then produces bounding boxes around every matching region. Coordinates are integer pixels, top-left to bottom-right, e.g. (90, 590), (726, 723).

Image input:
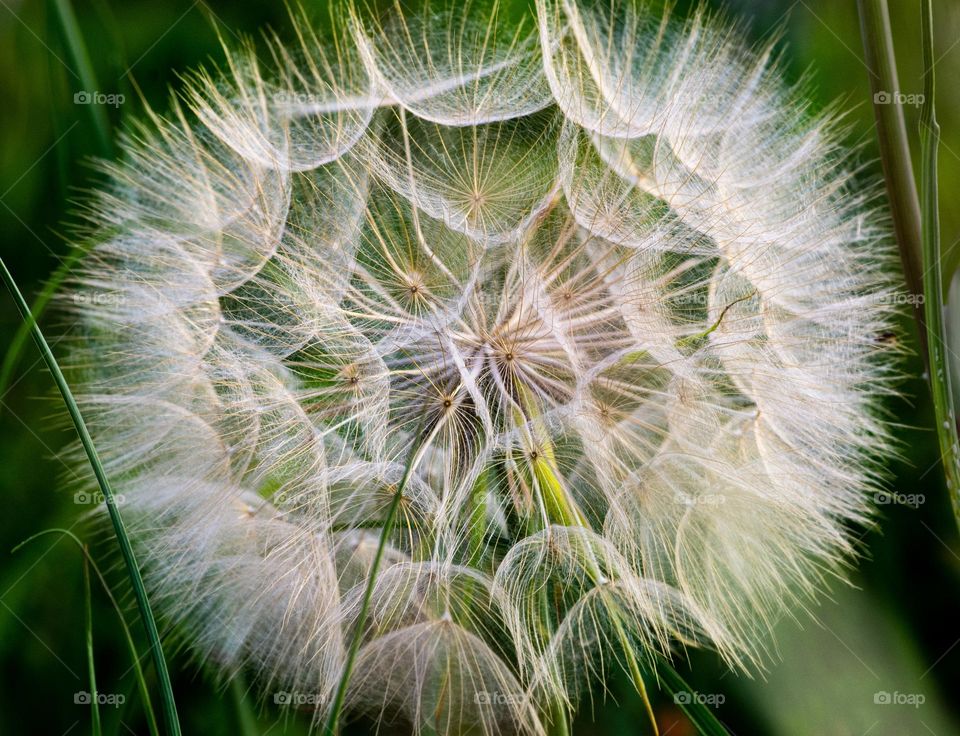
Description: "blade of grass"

(858, 0), (960, 527)
(5, 0), (126, 412)
(0, 260), (181, 736)
(50, 0), (112, 157)
(651, 657), (729, 736)
(13, 529), (161, 736)
(230, 676), (260, 736)
(0, 243), (90, 411)
(856, 0), (927, 362)
(918, 0), (960, 519)
(0, 2), (96, 414)
(83, 545), (102, 736)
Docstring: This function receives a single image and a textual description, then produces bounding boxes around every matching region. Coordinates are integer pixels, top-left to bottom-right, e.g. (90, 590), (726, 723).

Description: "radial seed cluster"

(66, 0), (898, 733)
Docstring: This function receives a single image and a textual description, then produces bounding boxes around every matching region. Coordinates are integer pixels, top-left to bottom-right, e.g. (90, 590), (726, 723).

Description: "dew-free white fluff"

(66, 0), (899, 733)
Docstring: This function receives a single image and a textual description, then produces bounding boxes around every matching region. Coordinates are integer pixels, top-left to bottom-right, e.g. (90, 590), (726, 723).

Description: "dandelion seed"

(65, 0), (899, 733)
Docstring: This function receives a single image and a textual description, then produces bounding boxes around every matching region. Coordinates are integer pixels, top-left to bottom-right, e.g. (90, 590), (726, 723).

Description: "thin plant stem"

(0, 259), (181, 736)
(50, 0), (112, 157)
(322, 419), (430, 736)
(856, 0), (927, 362)
(0, 243), (90, 411)
(83, 546), (102, 736)
(652, 659), (730, 736)
(858, 0), (960, 527)
(230, 676), (260, 736)
(13, 528), (161, 736)
(918, 0), (960, 519)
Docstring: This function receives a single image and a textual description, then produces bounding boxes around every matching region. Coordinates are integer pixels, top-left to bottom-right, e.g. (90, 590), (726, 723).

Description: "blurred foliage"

(1, 0), (959, 734)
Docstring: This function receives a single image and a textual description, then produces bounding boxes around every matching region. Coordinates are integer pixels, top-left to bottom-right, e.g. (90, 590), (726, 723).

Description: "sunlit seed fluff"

(64, 0), (899, 732)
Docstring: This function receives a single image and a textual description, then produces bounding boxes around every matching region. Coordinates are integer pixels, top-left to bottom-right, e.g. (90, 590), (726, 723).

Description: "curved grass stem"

(0, 243), (90, 410)
(0, 259), (180, 736)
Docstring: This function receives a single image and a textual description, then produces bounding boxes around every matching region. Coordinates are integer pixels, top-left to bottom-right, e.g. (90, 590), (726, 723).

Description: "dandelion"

(65, 0), (899, 733)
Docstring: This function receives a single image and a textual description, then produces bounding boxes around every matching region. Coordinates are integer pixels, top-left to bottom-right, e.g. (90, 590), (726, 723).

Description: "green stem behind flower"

(516, 386), (725, 736)
(322, 418), (431, 736)
(51, 0), (112, 157)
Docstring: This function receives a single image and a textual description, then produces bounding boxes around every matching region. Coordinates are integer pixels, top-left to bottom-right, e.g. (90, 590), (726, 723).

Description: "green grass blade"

(0, 242), (90, 411)
(651, 658), (729, 736)
(82, 546), (102, 736)
(50, 0), (112, 157)
(230, 676), (260, 736)
(918, 0), (960, 521)
(856, 0), (927, 361)
(13, 529), (161, 736)
(0, 260), (181, 736)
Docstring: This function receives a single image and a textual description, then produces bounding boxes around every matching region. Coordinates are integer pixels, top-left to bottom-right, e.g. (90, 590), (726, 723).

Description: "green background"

(0, 0), (958, 734)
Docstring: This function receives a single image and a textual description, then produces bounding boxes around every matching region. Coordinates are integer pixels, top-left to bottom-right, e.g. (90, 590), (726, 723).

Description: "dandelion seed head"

(65, 0), (900, 732)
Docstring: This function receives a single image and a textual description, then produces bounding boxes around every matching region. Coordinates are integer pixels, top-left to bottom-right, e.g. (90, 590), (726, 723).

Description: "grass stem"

(13, 528), (161, 736)
(50, 0), (112, 157)
(917, 0), (960, 520)
(0, 259), (180, 736)
(856, 0), (927, 360)
(83, 546), (102, 736)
